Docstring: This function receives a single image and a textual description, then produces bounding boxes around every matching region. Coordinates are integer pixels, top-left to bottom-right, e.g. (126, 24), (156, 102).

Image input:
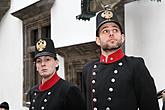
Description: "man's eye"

(103, 30), (109, 34)
(113, 29), (119, 33)
(46, 58), (50, 61)
(36, 60), (41, 63)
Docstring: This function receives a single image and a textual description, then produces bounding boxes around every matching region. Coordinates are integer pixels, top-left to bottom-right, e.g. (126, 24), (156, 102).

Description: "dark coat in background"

(82, 56), (160, 110)
(162, 101), (165, 110)
(29, 78), (86, 110)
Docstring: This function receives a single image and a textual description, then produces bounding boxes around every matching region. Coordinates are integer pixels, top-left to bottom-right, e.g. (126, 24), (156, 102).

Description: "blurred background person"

(0, 102), (9, 110)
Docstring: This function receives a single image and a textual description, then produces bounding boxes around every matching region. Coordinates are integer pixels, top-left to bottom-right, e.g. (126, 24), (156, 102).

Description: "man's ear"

(96, 37), (100, 46)
(55, 59), (59, 67)
(121, 34), (125, 43)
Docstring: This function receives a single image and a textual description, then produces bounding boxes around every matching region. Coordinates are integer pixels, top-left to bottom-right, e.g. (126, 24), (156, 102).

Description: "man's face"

(0, 108), (7, 110)
(35, 56), (58, 79)
(96, 22), (124, 52)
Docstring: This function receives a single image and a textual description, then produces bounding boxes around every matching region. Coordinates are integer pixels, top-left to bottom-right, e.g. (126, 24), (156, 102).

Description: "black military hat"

(96, 9), (123, 36)
(0, 102), (9, 110)
(34, 38), (57, 60)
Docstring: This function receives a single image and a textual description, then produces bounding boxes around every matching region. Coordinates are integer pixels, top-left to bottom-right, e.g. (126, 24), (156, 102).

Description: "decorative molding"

(11, 0), (55, 21)
(0, 0), (10, 21)
(76, 0), (161, 21)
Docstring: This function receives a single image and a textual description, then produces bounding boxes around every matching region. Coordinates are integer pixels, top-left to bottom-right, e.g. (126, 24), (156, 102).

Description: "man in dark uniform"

(28, 38), (86, 110)
(158, 89), (165, 110)
(162, 91), (165, 110)
(81, 8), (160, 110)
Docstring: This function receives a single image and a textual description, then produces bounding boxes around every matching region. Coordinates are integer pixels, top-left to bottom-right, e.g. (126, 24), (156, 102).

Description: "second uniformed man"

(81, 8), (160, 110)
(28, 38), (86, 110)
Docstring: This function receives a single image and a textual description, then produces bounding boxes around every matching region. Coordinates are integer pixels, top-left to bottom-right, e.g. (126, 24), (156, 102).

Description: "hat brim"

(34, 52), (56, 60)
(96, 20), (123, 36)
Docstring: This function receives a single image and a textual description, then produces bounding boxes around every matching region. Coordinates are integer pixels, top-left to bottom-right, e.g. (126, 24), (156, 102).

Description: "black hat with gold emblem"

(96, 9), (123, 36)
(34, 38), (57, 60)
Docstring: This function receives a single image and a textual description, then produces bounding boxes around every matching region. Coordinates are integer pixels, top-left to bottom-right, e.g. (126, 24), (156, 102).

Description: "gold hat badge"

(36, 39), (47, 51)
(101, 10), (113, 19)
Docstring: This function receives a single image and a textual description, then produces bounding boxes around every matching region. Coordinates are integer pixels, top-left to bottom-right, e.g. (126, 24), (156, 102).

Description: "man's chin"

(103, 46), (121, 52)
(41, 73), (54, 79)
(40, 73), (49, 77)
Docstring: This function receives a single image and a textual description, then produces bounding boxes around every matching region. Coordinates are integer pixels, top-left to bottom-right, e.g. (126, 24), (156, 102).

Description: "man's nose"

(109, 30), (114, 36)
(41, 60), (46, 65)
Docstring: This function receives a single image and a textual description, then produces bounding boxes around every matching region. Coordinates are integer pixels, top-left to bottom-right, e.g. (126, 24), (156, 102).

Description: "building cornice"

(11, 0), (55, 21)
(0, 0), (11, 21)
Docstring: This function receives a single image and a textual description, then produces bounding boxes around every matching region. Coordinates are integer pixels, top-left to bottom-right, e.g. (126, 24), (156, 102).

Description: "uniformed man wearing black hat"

(0, 102), (9, 110)
(162, 91), (165, 110)
(81, 8), (160, 110)
(158, 90), (165, 110)
(28, 38), (86, 110)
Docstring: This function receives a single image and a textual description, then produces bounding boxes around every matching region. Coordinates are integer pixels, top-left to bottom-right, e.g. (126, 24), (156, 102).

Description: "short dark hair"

(0, 102), (9, 110)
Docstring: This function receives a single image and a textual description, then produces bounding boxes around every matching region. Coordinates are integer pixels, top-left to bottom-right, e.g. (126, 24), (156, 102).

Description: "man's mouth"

(41, 69), (47, 72)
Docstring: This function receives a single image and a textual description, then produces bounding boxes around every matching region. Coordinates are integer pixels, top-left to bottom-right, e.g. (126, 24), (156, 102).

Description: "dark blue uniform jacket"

(29, 78), (86, 110)
(82, 56), (160, 110)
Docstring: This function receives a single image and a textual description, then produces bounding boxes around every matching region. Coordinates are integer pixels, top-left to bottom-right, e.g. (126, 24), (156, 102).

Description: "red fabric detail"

(39, 72), (60, 91)
(100, 49), (124, 64)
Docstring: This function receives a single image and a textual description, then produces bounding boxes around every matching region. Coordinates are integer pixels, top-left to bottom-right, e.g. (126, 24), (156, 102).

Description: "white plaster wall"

(0, 11), (24, 110)
(0, 0), (39, 110)
(56, 54), (65, 79)
(125, 0), (165, 108)
(51, 0), (96, 79)
(51, 0), (96, 48)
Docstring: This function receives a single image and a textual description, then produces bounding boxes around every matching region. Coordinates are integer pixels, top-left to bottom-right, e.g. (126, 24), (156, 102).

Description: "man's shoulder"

(84, 59), (99, 68)
(125, 55), (144, 62)
(58, 79), (78, 89)
(29, 85), (39, 92)
(124, 55), (146, 69)
(28, 84), (39, 97)
(60, 79), (74, 87)
(57, 79), (81, 95)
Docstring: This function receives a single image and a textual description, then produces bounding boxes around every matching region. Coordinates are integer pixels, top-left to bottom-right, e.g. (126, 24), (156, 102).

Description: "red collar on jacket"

(39, 72), (60, 92)
(100, 49), (124, 64)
